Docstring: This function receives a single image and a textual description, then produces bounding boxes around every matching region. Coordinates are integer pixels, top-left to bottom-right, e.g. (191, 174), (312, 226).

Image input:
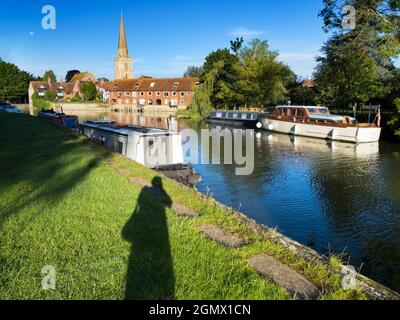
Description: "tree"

(44, 91), (57, 102)
(183, 66), (203, 78)
(43, 70), (57, 83)
(0, 59), (35, 102)
(202, 49), (241, 108)
(65, 70), (81, 82)
(314, 39), (382, 108)
(236, 39), (295, 108)
(388, 98), (400, 135)
(81, 82), (97, 101)
(230, 37), (244, 54)
(186, 61), (224, 118)
(315, 0), (400, 109)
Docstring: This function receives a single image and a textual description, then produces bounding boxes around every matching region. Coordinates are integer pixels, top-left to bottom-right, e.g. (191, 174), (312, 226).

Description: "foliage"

(65, 70), (81, 82)
(314, 40), (382, 108)
(71, 93), (83, 102)
(290, 81), (318, 106)
(183, 66), (203, 78)
(81, 82), (97, 101)
(42, 70), (57, 83)
(44, 91), (57, 102)
(182, 61), (224, 119)
(199, 40), (295, 110)
(31, 92), (52, 111)
(230, 37), (244, 54)
(388, 98), (400, 135)
(235, 39), (295, 109)
(0, 59), (34, 102)
(315, 0), (400, 109)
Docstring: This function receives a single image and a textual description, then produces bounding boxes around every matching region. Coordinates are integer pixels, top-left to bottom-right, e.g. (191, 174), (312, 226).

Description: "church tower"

(114, 13), (133, 80)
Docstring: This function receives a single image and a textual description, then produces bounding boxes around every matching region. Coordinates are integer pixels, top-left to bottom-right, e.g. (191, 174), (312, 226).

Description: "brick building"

(108, 77), (199, 109)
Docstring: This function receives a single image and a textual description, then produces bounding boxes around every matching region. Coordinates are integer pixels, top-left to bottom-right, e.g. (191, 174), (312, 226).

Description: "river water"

(74, 111), (400, 292)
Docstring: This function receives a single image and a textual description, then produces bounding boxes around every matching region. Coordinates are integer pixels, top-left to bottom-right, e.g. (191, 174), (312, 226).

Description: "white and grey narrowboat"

(80, 121), (200, 186)
(207, 111), (259, 128)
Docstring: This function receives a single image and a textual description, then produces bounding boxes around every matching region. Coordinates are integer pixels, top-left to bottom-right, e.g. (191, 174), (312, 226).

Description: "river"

(73, 110), (400, 292)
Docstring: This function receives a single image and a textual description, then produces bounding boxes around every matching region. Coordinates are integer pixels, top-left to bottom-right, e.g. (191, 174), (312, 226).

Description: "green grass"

(0, 112), (368, 300)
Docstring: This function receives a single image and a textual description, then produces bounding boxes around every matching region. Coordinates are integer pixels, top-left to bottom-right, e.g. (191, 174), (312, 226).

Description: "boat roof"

(276, 105), (328, 110)
(81, 121), (177, 137)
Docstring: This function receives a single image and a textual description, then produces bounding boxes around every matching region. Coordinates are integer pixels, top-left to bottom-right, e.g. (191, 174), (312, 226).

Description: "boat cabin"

(273, 106), (359, 126)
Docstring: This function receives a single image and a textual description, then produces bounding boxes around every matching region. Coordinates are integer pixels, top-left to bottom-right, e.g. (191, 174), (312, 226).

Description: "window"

(118, 92), (122, 98)
(187, 92), (190, 96)
(156, 92), (160, 96)
(149, 82), (155, 89)
(132, 92), (137, 97)
(180, 92), (185, 97)
(180, 100), (185, 105)
(125, 92), (130, 96)
(148, 92), (152, 96)
(172, 91), (177, 96)
(140, 92), (144, 96)
(163, 92), (169, 97)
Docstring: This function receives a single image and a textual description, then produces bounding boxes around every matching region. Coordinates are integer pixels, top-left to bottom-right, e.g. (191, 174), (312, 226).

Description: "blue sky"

(0, 0), (339, 80)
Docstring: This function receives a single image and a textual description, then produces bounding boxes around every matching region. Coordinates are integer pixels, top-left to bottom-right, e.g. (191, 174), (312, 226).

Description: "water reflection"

(73, 111), (400, 291)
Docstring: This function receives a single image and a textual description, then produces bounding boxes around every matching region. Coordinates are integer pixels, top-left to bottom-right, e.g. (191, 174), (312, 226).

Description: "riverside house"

(108, 77), (199, 110)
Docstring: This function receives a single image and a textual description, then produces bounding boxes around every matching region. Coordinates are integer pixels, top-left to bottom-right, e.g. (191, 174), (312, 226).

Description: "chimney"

(47, 76), (52, 86)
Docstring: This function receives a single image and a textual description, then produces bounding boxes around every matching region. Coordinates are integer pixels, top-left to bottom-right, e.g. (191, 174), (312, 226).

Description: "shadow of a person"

(122, 176), (175, 300)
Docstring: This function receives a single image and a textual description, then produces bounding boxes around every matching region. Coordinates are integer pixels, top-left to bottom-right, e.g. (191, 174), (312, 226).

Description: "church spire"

(114, 12), (133, 80)
(118, 12), (129, 58)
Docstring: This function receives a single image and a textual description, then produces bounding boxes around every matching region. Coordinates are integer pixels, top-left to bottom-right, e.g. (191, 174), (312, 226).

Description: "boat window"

(308, 108), (317, 114)
(296, 109), (305, 118)
(222, 112), (227, 118)
(233, 113), (239, 119)
(216, 112), (222, 118)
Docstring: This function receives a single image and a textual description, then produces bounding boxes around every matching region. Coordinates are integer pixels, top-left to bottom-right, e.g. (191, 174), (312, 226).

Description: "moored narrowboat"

(80, 121), (200, 186)
(207, 111), (259, 128)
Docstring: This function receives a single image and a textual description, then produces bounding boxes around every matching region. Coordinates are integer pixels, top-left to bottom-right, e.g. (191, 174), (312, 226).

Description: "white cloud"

(229, 27), (266, 39)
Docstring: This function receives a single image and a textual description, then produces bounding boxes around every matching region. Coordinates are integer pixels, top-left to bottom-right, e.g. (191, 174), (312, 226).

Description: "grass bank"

(0, 112), (372, 300)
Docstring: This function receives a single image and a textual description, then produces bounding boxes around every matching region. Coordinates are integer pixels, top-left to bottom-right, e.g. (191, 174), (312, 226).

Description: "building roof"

(30, 81), (76, 95)
(70, 71), (94, 82)
(108, 77), (200, 92)
(302, 80), (315, 88)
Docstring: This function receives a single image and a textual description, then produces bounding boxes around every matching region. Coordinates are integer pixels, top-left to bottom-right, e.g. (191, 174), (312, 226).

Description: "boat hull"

(260, 117), (381, 143)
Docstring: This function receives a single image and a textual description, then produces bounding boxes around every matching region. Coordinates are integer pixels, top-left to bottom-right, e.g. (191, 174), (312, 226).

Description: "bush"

(44, 91), (57, 102)
(32, 93), (52, 111)
(81, 82), (97, 101)
(71, 94), (83, 102)
(389, 98), (400, 136)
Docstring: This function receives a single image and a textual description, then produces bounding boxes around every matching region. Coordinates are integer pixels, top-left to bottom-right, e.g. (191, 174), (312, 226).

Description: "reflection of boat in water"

(259, 131), (380, 158)
(260, 106), (382, 143)
(207, 111), (259, 128)
(80, 120), (200, 186)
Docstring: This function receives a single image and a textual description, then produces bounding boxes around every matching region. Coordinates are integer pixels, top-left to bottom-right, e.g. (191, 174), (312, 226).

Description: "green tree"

(186, 61), (225, 118)
(81, 82), (97, 101)
(230, 37), (244, 54)
(388, 98), (400, 136)
(236, 39), (295, 109)
(316, 0), (400, 109)
(44, 91), (57, 102)
(65, 70), (81, 82)
(0, 59), (34, 102)
(202, 49), (241, 108)
(183, 66), (203, 78)
(314, 40), (382, 108)
(42, 70), (57, 83)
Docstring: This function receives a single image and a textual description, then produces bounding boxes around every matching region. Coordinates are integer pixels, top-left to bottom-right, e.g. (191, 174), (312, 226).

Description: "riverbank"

(0, 112), (398, 300)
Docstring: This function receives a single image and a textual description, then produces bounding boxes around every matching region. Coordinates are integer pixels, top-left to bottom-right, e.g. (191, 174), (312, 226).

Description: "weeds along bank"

(0, 112), (398, 300)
